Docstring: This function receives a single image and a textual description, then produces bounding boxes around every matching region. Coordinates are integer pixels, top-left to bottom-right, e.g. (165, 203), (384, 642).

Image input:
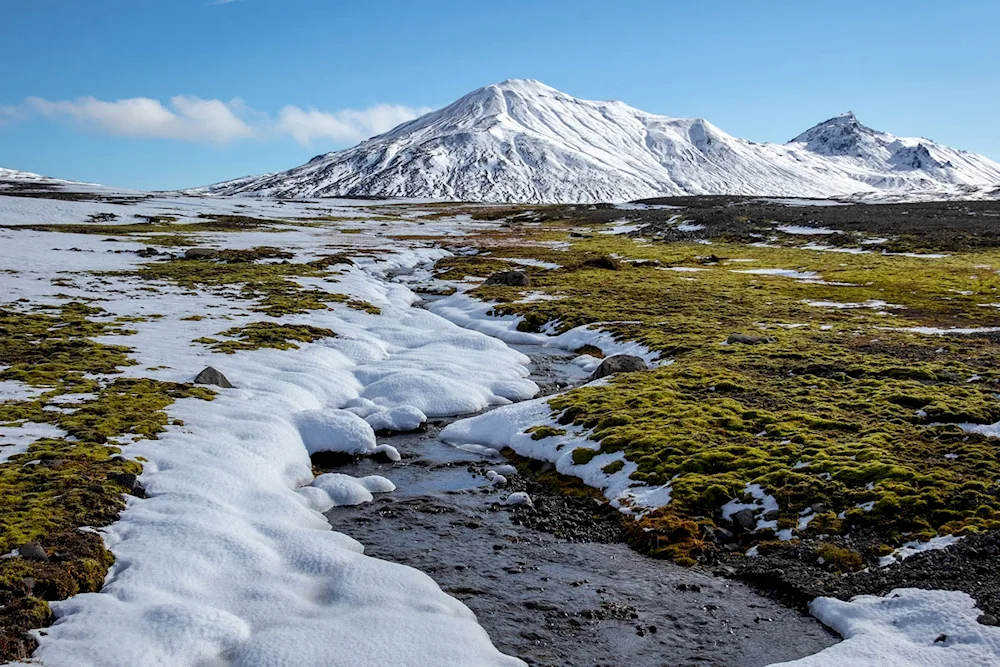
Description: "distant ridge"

(179, 80), (1000, 202)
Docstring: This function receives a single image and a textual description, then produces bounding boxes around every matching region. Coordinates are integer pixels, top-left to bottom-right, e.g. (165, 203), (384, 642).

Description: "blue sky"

(2, 0), (997, 190)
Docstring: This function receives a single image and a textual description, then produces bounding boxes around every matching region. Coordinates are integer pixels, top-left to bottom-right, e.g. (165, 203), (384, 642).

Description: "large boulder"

(184, 247), (217, 259)
(582, 255), (621, 271)
(730, 508), (757, 532)
(484, 270), (530, 287)
(195, 366), (234, 388)
(588, 354), (648, 381)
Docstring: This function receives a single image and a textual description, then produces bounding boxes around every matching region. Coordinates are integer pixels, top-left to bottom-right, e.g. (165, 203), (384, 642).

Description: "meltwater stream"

(323, 346), (837, 666)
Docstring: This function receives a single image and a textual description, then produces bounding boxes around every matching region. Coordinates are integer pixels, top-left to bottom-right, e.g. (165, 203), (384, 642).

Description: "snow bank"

(0, 200), (529, 666)
(426, 290), (661, 365)
(298, 409), (378, 455)
(365, 405), (427, 432)
(768, 588), (1000, 666)
(441, 394), (665, 513)
(312, 473), (396, 507)
(879, 534), (964, 567)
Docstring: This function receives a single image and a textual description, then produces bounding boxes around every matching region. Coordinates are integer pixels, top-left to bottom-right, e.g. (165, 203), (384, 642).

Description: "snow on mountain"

(0, 166), (95, 186)
(0, 167), (54, 182)
(202, 80), (1000, 203)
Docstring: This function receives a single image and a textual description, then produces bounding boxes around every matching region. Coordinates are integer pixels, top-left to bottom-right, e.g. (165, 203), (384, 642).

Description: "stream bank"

(321, 346), (837, 666)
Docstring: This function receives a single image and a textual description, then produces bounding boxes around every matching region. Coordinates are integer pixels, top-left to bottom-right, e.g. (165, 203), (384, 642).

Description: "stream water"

(324, 346), (838, 666)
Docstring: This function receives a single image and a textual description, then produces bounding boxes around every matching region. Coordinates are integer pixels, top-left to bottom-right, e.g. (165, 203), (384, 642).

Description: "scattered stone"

(484, 270), (530, 287)
(107, 472), (145, 497)
(184, 247), (217, 259)
(726, 334), (775, 346)
(17, 543), (48, 562)
(194, 366), (234, 388)
(582, 255), (621, 270)
(699, 254), (721, 265)
(731, 508), (757, 532)
(136, 247), (159, 258)
(762, 509), (779, 521)
(978, 614), (998, 626)
(588, 354), (648, 381)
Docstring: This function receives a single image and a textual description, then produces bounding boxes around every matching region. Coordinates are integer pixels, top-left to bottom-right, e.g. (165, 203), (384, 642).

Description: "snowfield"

(1, 187), (997, 666)
(199, 79), (1000, 204)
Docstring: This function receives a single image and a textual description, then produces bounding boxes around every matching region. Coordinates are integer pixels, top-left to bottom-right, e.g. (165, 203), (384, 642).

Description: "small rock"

(699, 254), (721, 265)
(136, 247), (159, 258)
(588, 354), (648, 381)
(730, 508), (757, 532)
(810, 502), (827, 514)
(483, 270), (530, 287)
(506, 492), (534, 507)
(184, 247), (217, 259)
(18, 543), (48, 562)
(194, 366), (234, 388)
(934, 634), (948, 644)
(107, 472), (145, 498)
(762, 509), (779, 521)
(978, 614), (999, 627)
(726, 334), (775, 346)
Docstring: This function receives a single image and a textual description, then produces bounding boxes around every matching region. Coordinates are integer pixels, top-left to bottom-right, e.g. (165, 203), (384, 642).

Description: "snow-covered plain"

(1, 187), (997, 666)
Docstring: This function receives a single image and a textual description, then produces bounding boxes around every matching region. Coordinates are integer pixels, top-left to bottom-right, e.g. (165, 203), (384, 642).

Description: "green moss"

(815, 543), (864, 572)
(526, 425), (567, 440)
(106, 251), (376, 317)
(201, 321), (336, 354)
(432, 219), (1000, 562)
(602, 460), (626, 475)
(572, 447), (599, 466)
(0, 301), (214, 659)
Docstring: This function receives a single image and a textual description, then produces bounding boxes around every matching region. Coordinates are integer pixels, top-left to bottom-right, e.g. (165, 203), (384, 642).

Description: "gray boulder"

(184, 247), (217, 259)
(588, 354), (648, 381)
(195, 366), (234, 388)
(484, 270), (530, 287)
(18, 542), (48, 561)
(730, 508), (757, 532)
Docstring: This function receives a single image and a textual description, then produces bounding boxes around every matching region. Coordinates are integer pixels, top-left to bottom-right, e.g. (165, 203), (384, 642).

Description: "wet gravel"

(322, 349), (837, 666)
(733, 529), (1000, 620)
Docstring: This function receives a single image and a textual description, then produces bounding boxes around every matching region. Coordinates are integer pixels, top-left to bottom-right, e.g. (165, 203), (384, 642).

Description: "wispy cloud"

(3, 95), (432, 146)
(276, 104), (434, 146)
(24, 95), (255, 143)
(208, 0), (245, 5)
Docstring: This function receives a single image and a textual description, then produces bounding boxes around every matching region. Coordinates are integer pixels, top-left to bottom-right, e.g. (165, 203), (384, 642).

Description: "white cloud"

(2, 95), (433, 146)
(276, 103), (434, 146)
(24, 95), (255, 143)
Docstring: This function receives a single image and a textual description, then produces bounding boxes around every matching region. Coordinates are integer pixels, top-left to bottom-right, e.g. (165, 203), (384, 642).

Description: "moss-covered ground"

(106, 249), (378, 317)
(0, 303), (213, 660)
(431, 215), (1000, 566)
(196, 321), (336, 354)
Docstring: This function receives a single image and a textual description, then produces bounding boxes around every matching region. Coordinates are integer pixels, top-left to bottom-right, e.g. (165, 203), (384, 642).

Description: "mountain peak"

(201, 81), (1000, 203)
(788, 111), (880, 157)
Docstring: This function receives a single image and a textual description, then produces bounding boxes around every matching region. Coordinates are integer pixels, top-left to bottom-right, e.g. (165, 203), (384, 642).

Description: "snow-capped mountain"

(0, 166), (94, 186)
(203, 80), (1000, 203)
(0, 167), (55, 182)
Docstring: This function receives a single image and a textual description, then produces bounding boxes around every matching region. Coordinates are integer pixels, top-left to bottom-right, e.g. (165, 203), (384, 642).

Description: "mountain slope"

(203, 80), (1000, 203)
(0, 167), (56, 182)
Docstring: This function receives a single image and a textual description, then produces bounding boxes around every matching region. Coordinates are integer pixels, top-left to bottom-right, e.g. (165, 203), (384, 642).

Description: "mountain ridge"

(156, 80), (1000, 202)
